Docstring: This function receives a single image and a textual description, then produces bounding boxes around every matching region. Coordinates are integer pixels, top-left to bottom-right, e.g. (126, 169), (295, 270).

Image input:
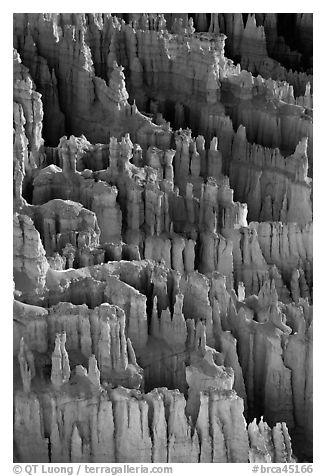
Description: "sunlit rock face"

(13, 13), (312, 463)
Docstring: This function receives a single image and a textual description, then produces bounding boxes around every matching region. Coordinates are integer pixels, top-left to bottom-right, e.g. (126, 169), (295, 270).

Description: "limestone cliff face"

(230, 127), (312, 226)
(13, 13), (312, 160)
(248, 418), (294, 463)
(13, 300), (48, 355)
(104, 276), (148, 352)
(240, 14), (269, 75)
(29, 128), (310, 306)
(229, 226), (270, 296)
(32, 142), (123, 245)
(13, 50), (45, 175)
(13, 102), (28, 206)
(91, 303), (143, 387)
(14, 257), (309, 459)
(250, 221), (312, 300)
(230, 283), (312, 448)
(13, 241), (312, 461)
(14, 391), (49, 462)
(18, 31), (65, 146)
(13, 14), (169, 146)
(13, 213), (49, 292)
(14, 381), (292, 463)
(13, 12), (312, 464)
(14, 298), (142, 378)
(14, 298), (143, 390)
(28, 199), (101, 256)
(31, 132), (248, 279)
(205, 13), (312, 97)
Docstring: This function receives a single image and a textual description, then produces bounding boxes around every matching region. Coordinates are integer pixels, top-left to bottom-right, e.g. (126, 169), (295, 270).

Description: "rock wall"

(13, 12), (313, 464)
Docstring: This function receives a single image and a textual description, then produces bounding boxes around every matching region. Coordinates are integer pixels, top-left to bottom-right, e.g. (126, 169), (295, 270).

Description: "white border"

(2, 3), (323, 474)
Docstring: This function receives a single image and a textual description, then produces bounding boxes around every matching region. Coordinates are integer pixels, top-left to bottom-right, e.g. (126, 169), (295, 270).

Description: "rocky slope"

(13, 13), (313, 463)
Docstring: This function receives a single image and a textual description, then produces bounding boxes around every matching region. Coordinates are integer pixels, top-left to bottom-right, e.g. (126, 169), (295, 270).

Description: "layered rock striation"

(13, 12), (313, 463)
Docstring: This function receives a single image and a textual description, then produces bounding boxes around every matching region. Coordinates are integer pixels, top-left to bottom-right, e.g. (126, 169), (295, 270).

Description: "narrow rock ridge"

(13, 12), (313, 463)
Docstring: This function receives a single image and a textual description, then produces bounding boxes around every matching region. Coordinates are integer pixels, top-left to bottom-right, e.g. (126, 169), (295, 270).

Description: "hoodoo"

(13, 12), (313, 463)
